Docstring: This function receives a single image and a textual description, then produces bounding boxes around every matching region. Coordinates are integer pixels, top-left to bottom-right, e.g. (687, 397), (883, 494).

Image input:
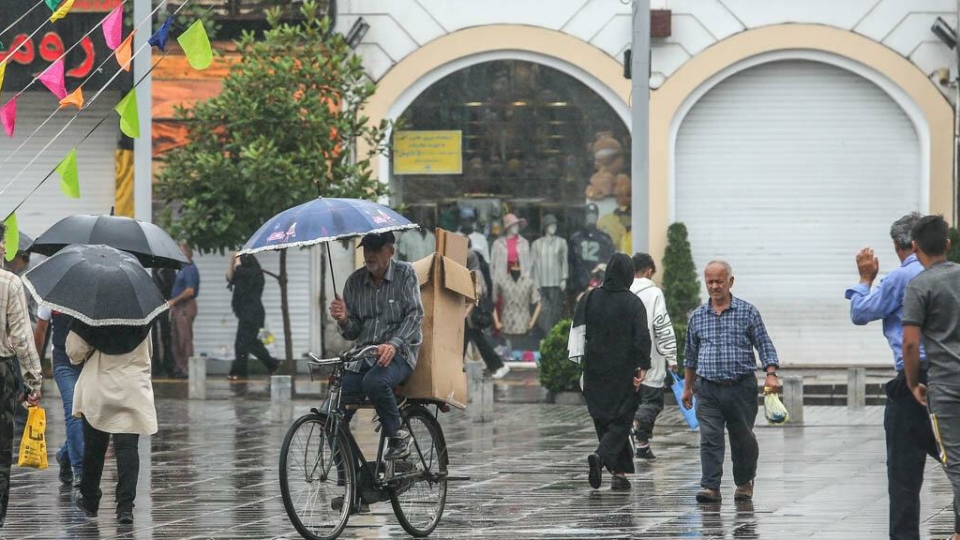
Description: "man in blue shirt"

(681, 260), (780, 504)
(845, 212), (938, 540)
(169, 242), (200, 379)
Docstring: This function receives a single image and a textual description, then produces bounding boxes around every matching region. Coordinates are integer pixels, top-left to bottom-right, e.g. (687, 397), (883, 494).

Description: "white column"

(133, 0), (153, 222)
(630, 0), (650, 254)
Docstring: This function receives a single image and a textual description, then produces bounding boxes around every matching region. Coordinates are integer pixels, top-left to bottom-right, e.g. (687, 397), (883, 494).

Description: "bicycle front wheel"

(279, 413), (355, 540)
(389, 407), (448, 537)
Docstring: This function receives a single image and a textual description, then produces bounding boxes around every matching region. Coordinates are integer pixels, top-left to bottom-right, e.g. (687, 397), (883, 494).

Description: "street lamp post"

(133, 0), (153, 223)
(630, 0), (650, 254)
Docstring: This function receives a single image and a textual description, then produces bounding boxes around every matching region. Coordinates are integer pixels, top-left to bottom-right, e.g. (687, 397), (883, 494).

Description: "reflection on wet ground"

(0, 381), (954, 539)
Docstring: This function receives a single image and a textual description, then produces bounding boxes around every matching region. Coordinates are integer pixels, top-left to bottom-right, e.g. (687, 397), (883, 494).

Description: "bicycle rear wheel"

(389, 407), (448, 537)
(279, 413), (355, 540)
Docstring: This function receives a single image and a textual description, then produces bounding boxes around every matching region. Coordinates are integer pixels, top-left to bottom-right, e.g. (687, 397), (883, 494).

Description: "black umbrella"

(17, 232), (33, 253)
(21, 244), (169, 327)
(30, 215), (188, 269)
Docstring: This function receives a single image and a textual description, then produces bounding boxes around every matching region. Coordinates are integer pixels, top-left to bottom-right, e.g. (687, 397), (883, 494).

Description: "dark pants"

(633, 385), (665, 442)
(463, 325), (504, 372)
(928, 383), (960, 536)
(151, 312), (174, 377)
(885, 370), (942, 539)
(695, 375), (759, 490)
(0, 358), (17, 521)
(592, 409), (636, 475)
(231, 312), (277, 377)
(79, 416), (140, 514)
(341, 359), (413, 438)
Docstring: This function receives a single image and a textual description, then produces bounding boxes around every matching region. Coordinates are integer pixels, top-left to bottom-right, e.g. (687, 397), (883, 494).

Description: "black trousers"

(150, 312), (174, 376)
(885, 370), (943, 540)
(695, 375), (759, 490)
(79, 416), (140, 514)
(463, 325), (504, 372)
(231, 312), (277, 377)
(592, 408), (636, 475)
(633, 385), (665, 442)
(0, 358), (17, 520)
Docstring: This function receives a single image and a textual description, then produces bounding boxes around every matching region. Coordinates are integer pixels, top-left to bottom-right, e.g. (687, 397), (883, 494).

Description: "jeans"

(340, 358), (413, 438)
(53, 362), (84, 478)
(928, 383), (960, 536)
(884, 370), (941, 539)
(633, 385), (665, 442)
(79, 416), (140, 514)
(694, 375), (759, 490)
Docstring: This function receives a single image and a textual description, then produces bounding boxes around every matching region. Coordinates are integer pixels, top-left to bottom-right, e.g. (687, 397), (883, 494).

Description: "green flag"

(45, 0), (61, 11)
(115, 89), (139, 139)
(3, 213), (17, 262)
(177, 20), (212, 70)
(56, 148), (80, 198)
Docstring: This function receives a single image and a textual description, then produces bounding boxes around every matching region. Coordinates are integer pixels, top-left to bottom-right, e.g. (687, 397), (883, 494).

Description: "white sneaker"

(492, 365), (511, 379)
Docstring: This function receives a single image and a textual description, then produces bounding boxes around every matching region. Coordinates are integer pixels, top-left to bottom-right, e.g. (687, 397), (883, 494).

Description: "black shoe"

(587, 452), (602, 489)
(268, 360), (281, 375)
(73, 474), (82, 489)
(75, 494), (97, 517)
(384, 430), (411, 461)
(635, 445), (657, 460)
(117, 510), (134, 524)
(331, 496), (369, 514)
(56, 453), (73, 485)
(611, 475), (631, 491)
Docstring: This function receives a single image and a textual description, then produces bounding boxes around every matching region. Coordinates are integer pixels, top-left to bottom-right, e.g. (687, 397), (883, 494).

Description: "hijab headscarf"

(602, 252), (634, 292)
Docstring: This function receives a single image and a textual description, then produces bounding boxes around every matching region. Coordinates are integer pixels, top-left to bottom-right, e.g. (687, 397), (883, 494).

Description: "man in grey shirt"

(902, 214), (960, 540)
(329, 231), (424, 461)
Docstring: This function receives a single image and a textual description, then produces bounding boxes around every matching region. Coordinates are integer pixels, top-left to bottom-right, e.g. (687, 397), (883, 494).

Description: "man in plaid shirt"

(681, 260), (780, 504)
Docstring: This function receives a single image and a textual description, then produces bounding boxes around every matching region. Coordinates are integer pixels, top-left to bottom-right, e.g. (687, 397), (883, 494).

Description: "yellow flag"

(0, 62), (6, 103)
(49, 0), (75, 22)
(58, 87), (84, 110)
(177, 20), (212, 70)
(56, 149), (80, 199)
(114, 89), (139, 138)
(3, 213), (18, 262)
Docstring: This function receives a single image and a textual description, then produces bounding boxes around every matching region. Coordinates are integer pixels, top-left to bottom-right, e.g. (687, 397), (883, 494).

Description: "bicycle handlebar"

(307, 344), (380, 366)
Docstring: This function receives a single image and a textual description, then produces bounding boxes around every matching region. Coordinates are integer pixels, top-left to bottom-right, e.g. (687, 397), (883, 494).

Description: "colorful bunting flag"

(0, 62), (6, 103)
(50, 0), (76, 23)
(177, 20), (212, 70)
(3, 213), (17, 262)
(1, 97), (16, 138)
(45, 0), (61, 11)
(59, 87), (83, 110)
(55, 149), (80, 199)
(102, 5), (123, 50)
(149, 16), (173, 51)
(115, 89), (139, 138)
(39, 59), (67, 99)
(115, 31), (134, 72)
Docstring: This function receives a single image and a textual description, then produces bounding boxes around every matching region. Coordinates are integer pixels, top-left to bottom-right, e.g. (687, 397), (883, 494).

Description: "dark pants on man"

(695, 375), (759, 490)
(231, 310), (277, 377)
(0, 358), (18, 523)
(633, 385), (665, 442)
(927, 382), (960, 537)
(463, 326), (503, 372)
(151, 312), (174, 377)
(78, 416), (140, 514)
(885, 370), (942, 539)
(341, 358), (413, 438)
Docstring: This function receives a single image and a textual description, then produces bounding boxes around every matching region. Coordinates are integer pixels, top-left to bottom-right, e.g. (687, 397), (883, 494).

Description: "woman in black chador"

(227, 253), (280, 379)
(576, 252), (651, 491)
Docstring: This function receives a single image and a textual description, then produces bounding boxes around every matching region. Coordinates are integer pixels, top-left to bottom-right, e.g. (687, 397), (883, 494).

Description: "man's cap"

(358, 231), (396, 249)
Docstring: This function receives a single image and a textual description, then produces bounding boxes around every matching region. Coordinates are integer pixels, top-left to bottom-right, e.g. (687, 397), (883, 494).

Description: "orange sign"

(73, 0), (122, 12)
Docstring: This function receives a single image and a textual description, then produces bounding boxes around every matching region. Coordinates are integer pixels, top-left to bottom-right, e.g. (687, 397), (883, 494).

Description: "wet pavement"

(1, 381), (956, 539)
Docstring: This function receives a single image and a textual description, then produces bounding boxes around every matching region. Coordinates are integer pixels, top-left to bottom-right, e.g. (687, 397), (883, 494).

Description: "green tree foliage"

(157, 1), (390, 368)
(661, 222), (700, 364)
(538, 319), (582, 394)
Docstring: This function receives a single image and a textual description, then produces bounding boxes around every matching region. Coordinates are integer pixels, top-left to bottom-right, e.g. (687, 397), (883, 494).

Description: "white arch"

(667, 49), (931, 221)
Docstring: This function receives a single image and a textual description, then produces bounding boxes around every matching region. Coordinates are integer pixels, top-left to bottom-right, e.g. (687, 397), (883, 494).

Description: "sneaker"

(384, 430), (411, 461)
(634, 444), (657, 460)
(696, 487), (722, 503)
(587, 453), (602, 489)
(611, 475), (631, 491)
(75, 494), (97, 517)
(56, 453), (72, 485)
(117, 510), (134, 525)
(491, 365), (511, 379)
(331, 496), (369, 514)
(734, 480), (754, 501)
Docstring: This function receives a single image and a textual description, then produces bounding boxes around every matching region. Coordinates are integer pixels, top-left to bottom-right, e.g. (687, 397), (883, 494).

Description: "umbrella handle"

(326, 245), (339, 299)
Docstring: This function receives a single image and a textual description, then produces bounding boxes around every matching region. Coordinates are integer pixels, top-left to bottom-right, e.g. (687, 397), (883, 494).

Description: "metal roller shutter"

(675, 60), (921, 366)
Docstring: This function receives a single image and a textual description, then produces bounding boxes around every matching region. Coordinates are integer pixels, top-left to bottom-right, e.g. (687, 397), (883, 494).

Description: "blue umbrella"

(239, 197), (418, 291)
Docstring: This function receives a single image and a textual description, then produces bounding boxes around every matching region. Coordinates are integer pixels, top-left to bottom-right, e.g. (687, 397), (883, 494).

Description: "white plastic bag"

(764, 389), (789, 424)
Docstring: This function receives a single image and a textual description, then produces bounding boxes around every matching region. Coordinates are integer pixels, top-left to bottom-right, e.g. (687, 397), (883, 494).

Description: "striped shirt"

(531, 235), (568, 289)
(338, 260), (424, 371)
(684, 296), (779, 381)
(0, 270), (41, 391)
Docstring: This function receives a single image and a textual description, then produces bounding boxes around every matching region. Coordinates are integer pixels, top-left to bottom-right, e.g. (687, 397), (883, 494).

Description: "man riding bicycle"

(328, 231), (424, 461)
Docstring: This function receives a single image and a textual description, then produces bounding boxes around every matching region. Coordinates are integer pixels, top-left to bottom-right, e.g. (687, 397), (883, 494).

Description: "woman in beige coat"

(66, 321), (157, 525)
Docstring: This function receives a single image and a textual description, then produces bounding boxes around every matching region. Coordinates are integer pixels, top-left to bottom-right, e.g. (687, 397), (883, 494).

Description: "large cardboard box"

(400, 230), (475, 408)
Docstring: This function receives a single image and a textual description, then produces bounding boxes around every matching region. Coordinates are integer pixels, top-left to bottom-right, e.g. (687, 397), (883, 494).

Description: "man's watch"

(765, 369), (779, 376)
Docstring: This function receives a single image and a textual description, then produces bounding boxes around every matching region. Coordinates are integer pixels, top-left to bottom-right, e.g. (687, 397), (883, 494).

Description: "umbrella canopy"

(22, 244), (169, 327)
(17, 232), (33, 253)
(30, 215), (188, 269)
(240, 197), (417, 255)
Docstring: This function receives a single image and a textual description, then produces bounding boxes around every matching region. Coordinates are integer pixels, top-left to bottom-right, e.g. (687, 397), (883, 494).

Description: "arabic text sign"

(394, 131), (462, 175)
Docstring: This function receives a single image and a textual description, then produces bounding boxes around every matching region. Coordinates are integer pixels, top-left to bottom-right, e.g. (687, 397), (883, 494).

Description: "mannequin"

(493, 262), (541, 358)
(490, 213), (531, 287)
(458, 207), (490, 263)
(531, 214), (568, 336)
(396, 228), (436, 262)
(569, 204), (615, 295)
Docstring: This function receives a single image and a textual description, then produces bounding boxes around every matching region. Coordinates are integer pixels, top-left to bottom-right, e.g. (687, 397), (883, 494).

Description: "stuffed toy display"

(586, 131), (627, 200)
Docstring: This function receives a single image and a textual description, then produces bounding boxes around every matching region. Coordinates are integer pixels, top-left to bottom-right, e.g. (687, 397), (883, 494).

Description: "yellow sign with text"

(394, 131), (463, 175)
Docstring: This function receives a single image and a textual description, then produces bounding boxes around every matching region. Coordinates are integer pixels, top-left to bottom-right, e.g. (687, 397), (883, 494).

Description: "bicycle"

(279, 345), (462, 539)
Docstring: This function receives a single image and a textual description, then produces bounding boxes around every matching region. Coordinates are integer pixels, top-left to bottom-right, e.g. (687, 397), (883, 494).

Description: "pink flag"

(1, 97), (17, 138)
(102, 5), (122, 50)
(39, 59), (67, 99)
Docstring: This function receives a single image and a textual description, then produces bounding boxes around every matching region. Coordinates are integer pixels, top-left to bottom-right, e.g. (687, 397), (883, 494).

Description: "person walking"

(67, 321), (156, 525)
(845, 212), (939, 540)
(227, 252), (279, 380)
(629, 253), (677, 460)
(464, 249), (510, 379)
(169, 242), (199, 379)
(902, 214), (960, 540)
(681, 260), (780, 504)
(0, 225), (41, 528)
(577, 253), (651, 491)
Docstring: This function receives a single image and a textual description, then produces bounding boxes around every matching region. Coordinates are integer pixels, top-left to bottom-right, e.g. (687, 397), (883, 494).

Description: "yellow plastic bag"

(17, 406), (48, 470)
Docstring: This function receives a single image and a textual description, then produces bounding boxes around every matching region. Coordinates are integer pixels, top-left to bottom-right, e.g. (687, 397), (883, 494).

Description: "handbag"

(470, 295), (495, 330)
(18, 406), (48, 470)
